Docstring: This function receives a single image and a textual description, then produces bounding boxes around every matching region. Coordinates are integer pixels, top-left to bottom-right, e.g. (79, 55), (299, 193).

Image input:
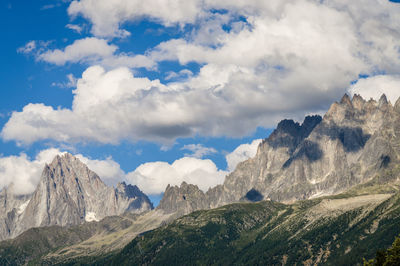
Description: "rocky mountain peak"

(351, 94), (366, 110)
(116, 182), (142, 198)
(266, 115), (322, 153)
(274, 119), (301, 136)
(325, 93), (356, 122)
(49, 153), (75, 168)
(116, 182), (154, 210)
(47, 153), (100, 184)
(157, 182), (208, 215)
(299, 115), (322, 137)
(340, 93), (353, 107)
(271, 115), (321, 138)
(0, 153), (153, 241)
(378, 93), (389, 107)
(324, 93), (392, 125)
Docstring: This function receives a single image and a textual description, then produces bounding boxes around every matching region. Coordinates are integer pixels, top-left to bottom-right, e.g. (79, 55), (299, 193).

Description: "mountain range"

(158, 93), (400, 215)
(1, 93), (400, 265)
(0, 153), (153, 241)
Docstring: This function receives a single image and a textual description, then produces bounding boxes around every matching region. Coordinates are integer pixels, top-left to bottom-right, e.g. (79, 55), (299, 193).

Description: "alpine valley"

(1, 94), (400, 265)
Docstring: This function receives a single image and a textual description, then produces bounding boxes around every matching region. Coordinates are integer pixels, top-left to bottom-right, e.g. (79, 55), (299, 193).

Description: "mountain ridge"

(0, 153), (153, 241)
(157, 93), (400, 216)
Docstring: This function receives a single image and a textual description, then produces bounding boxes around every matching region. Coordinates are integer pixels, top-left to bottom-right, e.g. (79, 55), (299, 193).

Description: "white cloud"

(127, 157), (228, 195)
(66, 24), (84, 34)
(52, 74), (78, 88)
(65, 0), (301, 38)
(348, 75), (400, 104)
(35, 148), (66, 164)
(68, 0), (203, 37)
(0, 65), (285, 145)
(1, 66), (167, 144)
(0, 148), (126, 195)
(6, 1), (400, 145)
(181, 144), (217, 159)
(149, 1), (368, 95)
(99, 53), (155, 69)
(165, 69), (193, 81)
(36, 37), (155, 69)
(125, 139), (264, 195)
(226, 139), (262, 171)
(17, 41), (36, 54)
(37, 37), (117, 65)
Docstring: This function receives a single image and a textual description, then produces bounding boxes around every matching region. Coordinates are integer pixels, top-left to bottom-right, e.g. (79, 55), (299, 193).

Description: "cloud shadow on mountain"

(282, 125), (371, 169)
(325, 126), (371, 153)
(244, 189), (264, 202)
(282, 140), (323, 168)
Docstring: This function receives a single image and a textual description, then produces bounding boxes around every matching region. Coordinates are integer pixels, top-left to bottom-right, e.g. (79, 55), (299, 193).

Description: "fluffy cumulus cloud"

(38, 37), (116, 65)
(36, 37), (154, 69)
(4, 0), (400, 146)
(68, 0), (202, 37)
(0, 64), (297, 145)
(226, 139), (262, 172)
(127, 157), (228, 195)
(348, 75), (400, 104)
(0, 149), (127, 195)
(125, 139), (262, 195)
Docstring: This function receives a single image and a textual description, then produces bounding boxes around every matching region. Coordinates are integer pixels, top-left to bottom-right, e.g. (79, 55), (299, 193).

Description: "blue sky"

(1, 0), (400, 205)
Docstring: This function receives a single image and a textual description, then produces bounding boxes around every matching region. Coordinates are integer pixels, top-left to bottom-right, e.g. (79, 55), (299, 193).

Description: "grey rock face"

(116, 181), (154, 211)
(0, 153), (152, 240)
(157, 182), (208, 215)
(0, 184), (31, 241)
(211, 94), (400, 205)
(158, 94), (400, 215)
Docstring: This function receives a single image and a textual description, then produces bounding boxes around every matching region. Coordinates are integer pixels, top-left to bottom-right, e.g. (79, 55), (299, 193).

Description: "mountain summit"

(0, 153), (152, 240)
(158, 94), (400, 215)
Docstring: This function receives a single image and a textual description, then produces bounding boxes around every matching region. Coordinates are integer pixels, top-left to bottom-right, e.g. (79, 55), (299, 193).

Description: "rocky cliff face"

(157, 182), (209, 216)
(158, 94), (400, 215)
(0, 184), (31, 242)
(0, 153), (153, 240)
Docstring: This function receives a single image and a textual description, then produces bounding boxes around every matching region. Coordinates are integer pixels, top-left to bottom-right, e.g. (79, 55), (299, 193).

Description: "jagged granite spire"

(340, 93), (353, 107)
(379, 93), (388, 106)
(0, 153), (153, 240)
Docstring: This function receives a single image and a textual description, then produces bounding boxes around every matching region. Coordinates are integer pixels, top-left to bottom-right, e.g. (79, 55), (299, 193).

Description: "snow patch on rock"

(17, 199), (30, 215)
(85, 211), (99, 222)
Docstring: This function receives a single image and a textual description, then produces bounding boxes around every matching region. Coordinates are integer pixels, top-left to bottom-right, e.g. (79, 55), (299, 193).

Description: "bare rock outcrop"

(157, 182), (208, 216)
